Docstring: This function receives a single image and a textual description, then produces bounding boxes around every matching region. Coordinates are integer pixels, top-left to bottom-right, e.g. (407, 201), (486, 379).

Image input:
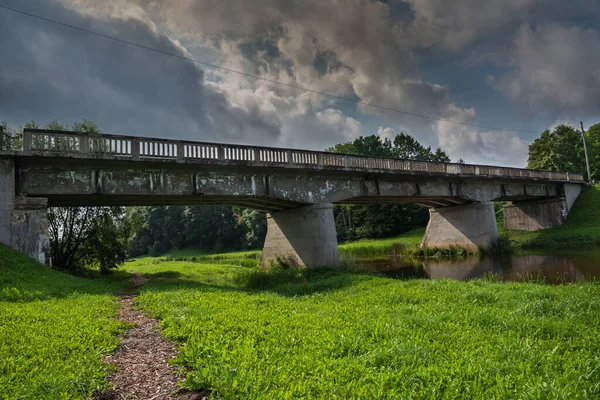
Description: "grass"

(0, 244), (129, 399)
(338, 228), (425, 259)
(500, 184), (600, 251)
(124, 257), (600, 399)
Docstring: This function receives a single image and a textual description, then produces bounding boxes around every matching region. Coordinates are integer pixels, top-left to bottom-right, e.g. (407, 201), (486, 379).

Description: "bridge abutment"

(11, 197), (51, 265)
(421, 202), (499, 252)
(504, 199), (567, 231)
(0, 158), (50, 265)
(503, 183), (583, 231)
(261, 203), (340, 269)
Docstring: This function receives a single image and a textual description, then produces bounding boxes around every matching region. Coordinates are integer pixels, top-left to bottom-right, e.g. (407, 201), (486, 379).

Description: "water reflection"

(360, 252), (600, 284)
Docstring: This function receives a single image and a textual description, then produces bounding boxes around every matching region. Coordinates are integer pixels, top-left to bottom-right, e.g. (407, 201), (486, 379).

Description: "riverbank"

(3, 241), (600, 398)
(124, 256), (600, 398)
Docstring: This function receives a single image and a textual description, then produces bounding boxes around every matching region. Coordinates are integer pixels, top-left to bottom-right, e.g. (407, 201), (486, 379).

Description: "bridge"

(0, 128), (586, 267)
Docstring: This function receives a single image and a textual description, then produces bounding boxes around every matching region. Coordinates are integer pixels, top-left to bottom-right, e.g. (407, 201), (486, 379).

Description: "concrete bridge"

(0, 128), (586, 267)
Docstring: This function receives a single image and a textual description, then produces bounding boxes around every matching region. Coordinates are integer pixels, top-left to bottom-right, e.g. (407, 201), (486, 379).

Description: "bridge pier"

(0, 158), (50, 265)
(421, 202), (499, 252)
(261, 203), (340, 269)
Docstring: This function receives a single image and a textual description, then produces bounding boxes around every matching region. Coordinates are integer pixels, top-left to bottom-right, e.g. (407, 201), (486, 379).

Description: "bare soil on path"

(95, 273), (209, 400)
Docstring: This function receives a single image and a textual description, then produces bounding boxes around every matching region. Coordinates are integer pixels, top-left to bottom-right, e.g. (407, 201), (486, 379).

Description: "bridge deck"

(2, 128), (585, 184)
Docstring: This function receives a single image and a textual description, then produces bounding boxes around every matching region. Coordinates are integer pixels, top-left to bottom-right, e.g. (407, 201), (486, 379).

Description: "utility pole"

(580, 121), (593, 184)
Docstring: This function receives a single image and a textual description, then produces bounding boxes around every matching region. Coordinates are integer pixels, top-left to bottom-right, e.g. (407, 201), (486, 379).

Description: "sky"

(1, 0), (599, 167)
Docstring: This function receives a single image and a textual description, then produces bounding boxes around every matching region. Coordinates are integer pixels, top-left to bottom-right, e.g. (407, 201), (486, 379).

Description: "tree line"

(2, 120), (597, 273)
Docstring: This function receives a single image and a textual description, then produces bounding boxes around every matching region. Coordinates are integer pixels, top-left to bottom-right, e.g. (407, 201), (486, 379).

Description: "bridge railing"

(20, 129), (586, 183)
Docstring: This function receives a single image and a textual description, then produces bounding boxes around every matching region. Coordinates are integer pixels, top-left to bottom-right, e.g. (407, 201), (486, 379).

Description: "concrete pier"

(261, 203), (340, 269)
(0, 158), (50, 264)
(421, 202), (499, 252)
(11, 197), (50, 265)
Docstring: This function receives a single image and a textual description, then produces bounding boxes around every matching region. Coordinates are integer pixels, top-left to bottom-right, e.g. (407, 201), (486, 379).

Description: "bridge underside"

(0, 155), (585, 267)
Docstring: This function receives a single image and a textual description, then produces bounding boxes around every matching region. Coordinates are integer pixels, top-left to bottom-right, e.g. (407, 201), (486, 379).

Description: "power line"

(0, 3), (539, 134)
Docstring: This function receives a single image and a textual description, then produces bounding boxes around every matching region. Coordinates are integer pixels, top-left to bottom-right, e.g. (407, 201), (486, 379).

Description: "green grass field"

(123, 258), (600, 399)
(0, 244), (128, 399)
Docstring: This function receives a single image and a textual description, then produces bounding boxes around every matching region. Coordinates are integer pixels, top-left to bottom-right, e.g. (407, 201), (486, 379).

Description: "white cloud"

(495, 23), (600, 113)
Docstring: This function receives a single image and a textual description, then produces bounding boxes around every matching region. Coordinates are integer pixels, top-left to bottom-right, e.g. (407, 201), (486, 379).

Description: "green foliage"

(126, 256), (600, 399)
(488, 235), (516, 256)
(127, 206), (266, 257)
(527, 124), (586, 176)
(326, 132), (451, 162)
(49, 206), (128, 272)
(81, 213), (128, 273)
(586, 123), (600, 181)
(0, 244), (127, 398)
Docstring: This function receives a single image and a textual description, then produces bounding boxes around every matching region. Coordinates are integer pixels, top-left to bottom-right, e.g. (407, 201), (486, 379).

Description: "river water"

(360, 252), (600, 283)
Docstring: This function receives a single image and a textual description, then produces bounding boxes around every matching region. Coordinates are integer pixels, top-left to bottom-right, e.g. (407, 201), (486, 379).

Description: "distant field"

(125, 257), (600, 399)
(0, 245), (128, 399)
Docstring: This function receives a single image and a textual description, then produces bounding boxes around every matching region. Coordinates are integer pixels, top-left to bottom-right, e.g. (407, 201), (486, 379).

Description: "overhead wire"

(0, 3), (539, 134)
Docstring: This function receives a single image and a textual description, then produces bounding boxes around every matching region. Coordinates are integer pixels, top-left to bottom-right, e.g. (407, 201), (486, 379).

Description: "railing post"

(79, 134), (89, 153)
(408, 160), (413, 172)
(287, 150), (293, 164)
(23, 130), (32, 151)
(131, 138), (140, 160)
(253, 148), (260, 162)
(344, 155), (349, 168)
(566, 172), (570, 181)
(217, 145), (225, 160)
(177, 141), (184, 161)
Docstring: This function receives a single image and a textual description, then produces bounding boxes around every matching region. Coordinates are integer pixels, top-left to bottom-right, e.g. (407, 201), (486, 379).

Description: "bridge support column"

(421, 202), (499, 252)
(261, 203), (340, 269)
(0, 158), (50, 265)
(11, 198), (51, 265)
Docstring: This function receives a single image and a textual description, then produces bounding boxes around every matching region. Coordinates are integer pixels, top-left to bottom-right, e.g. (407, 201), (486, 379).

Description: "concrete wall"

(261, 203), (340, 269)
(11, 197), (50, 265)
(564, 183), (582, 212)
(0, 158), (15, 247)
(504, 199), (566, 231)
(421, 202), (499, 251)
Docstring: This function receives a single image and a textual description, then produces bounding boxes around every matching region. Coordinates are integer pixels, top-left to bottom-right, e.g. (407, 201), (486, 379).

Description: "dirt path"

(96, 273), (208, 400)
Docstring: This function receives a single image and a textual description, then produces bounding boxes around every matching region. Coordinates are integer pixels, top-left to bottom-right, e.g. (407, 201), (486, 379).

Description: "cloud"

(0, 0), (281, 142)
(402, 0), (535, 50)
(436, 106), (530, 167)
(494, 23), (600, 114)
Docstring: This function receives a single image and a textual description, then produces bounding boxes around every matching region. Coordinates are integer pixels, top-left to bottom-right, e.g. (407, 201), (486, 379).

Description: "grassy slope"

(501, 184), (600, 250)
(0, 245), (128, 399)
(126, 259), (600, 399)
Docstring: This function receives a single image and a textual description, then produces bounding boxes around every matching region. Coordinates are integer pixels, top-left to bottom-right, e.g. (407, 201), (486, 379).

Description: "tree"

(585, 123), (600, 182)
(527, 125), (586, 176)
(327, 133), (451, 162)
(239, 209), (267, 249)
(49, 206), (127, 272)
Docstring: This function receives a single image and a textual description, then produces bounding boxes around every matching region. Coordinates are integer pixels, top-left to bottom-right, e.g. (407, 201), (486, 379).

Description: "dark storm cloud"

(0, 0), (280, 141)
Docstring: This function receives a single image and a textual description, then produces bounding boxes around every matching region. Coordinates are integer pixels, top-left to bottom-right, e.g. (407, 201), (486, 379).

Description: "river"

(360, 252), (600, 283)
